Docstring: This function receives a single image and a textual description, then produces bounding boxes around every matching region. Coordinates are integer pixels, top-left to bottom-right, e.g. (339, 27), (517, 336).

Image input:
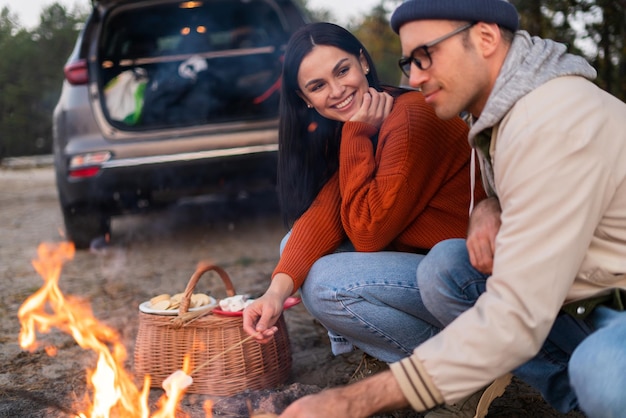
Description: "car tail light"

(64, 59), (89, 85)
(69, 167), (102, 179)
(68, 151), (112, 179)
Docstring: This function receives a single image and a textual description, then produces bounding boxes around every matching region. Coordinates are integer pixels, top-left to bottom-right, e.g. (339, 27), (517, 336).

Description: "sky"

(0, 0), (386, 29)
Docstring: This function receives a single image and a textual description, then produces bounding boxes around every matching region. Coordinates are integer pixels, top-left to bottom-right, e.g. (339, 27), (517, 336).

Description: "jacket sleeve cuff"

(390, 355), (444, 412)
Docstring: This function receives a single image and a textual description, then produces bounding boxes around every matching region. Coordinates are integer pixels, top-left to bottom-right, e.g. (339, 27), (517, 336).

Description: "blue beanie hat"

(390, 0), (519, 34)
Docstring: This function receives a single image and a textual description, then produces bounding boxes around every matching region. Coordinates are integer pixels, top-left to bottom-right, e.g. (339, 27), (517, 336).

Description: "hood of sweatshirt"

(468, 30), (596, 198)
(468, 30), (597, 146)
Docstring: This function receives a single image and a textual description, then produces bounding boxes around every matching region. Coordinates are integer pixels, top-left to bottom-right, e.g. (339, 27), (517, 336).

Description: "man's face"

(399, 19), (490, 119)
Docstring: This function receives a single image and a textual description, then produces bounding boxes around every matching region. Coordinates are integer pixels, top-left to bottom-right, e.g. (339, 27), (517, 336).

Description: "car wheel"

(61, 206), (111, 250)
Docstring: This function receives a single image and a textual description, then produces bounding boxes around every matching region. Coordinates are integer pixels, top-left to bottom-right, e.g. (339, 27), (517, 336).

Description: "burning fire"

(17, 242), (205, 417)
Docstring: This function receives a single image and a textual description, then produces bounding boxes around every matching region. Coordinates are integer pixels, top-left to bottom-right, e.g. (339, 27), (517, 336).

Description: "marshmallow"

(162, 370), (193, 397)
(218, 295), (255, 312)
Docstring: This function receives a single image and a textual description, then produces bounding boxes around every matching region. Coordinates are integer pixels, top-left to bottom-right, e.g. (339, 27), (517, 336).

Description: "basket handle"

(178, 261), (236, 315)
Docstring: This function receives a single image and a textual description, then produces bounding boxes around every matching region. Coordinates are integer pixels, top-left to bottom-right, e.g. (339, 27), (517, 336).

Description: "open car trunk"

(96, 0), (290, 130)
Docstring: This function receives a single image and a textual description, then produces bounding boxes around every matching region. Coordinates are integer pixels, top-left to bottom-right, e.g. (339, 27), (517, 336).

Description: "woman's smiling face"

(297, 45), (370, 122)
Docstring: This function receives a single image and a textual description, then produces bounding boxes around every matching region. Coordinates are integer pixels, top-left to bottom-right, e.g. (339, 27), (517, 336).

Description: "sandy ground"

(0, 166), (586, 417)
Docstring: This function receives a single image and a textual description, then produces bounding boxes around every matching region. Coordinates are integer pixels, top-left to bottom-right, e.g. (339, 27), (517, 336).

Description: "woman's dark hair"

(278, 22), (387, 226)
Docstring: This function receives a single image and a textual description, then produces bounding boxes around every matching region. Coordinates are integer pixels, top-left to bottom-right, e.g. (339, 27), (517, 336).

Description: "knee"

(418, 239), (468, 281)
(417, 239), (469, 302)
(569, 326), (626, 416)
(300, 263), (337, 320)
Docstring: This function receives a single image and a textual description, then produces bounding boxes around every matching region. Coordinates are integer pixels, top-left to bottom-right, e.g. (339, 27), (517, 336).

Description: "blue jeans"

(418, 238), (626, 417)
(281, 233), (442, 363)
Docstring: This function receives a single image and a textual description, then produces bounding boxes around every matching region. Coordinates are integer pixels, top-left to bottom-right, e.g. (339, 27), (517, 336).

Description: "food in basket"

(149, 293), (172, 310)
(190, 293), (212, 308)
(149, 292), (213, 310)
(218, 294), (254, 312)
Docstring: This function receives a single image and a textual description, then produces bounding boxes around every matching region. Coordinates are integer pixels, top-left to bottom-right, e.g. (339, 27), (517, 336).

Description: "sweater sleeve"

(272, 174), (346, 291)
(339, 92), (470, 251)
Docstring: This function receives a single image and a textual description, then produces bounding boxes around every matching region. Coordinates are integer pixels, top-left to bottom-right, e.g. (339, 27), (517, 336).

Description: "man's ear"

(474, 22), (501, 58)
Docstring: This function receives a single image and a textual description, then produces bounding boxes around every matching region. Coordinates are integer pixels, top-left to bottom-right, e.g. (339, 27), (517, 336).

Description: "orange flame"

(17, 242), (192, 417)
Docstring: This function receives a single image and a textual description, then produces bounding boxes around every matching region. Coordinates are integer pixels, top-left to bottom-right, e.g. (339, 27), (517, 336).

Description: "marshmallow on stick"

(162, 370), (193, 397)
(162, 332), (265, 396)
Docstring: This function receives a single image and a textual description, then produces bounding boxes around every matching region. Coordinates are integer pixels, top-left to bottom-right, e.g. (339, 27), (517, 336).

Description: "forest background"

(0, 0), (624, 158)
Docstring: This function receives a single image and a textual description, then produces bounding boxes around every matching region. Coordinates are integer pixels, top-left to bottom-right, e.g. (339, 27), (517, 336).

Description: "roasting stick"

(162, 331), (263, 396)
(191, 333), (259, 375)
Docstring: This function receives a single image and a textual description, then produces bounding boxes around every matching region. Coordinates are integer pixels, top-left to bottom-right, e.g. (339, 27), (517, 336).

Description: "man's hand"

(466, 197), (502, 274)
(279, 371), (408, 417)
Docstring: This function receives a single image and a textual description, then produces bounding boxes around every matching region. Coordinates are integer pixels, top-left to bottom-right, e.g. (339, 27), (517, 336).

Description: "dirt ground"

(0, 165), (586, 418)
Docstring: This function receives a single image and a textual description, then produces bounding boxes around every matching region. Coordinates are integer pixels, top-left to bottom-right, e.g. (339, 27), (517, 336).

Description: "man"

(278, 0), (626, 417)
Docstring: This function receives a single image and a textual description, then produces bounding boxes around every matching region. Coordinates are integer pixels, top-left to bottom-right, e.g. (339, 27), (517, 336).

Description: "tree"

(0, 6), (20, 37)
(512, 0), (625, 100)
(585, 0), (625, 99)
(0, 15), (39, 157)
(0, 3), (84, 158)
(352, 1), (404, 85)
(293, 0), (334, 22)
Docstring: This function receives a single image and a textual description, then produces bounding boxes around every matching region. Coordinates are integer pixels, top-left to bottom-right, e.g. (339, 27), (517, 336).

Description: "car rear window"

(98, 0), (290, 129)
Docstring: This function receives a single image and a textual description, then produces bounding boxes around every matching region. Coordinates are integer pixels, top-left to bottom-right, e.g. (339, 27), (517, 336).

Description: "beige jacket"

(391, 76), (626, 410)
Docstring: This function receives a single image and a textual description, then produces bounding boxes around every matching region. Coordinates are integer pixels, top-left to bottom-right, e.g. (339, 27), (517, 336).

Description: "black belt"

(561, 288), (626, 320)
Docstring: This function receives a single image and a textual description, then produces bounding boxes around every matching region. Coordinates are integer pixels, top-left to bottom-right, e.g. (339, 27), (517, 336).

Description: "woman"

(243, 22), (484, 363)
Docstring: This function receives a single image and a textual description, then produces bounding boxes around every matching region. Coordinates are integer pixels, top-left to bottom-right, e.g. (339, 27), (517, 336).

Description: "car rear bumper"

(101, 143), (277, 168)
(56, 146), (278, 214)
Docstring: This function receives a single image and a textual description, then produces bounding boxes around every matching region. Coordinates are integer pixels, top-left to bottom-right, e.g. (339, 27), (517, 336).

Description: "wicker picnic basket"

(133, 261), (293, 396)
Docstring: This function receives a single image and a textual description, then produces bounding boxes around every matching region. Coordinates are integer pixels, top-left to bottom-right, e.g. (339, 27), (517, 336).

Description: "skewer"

(162, 331), (262, 396)
(190, 333), (259, 375)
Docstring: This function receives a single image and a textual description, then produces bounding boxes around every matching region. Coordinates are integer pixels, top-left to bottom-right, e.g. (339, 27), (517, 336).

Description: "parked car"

(53, 0), (309, 248)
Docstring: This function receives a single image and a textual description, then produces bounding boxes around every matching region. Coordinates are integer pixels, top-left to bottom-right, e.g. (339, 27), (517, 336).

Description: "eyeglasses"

(398, 22), (475, 77)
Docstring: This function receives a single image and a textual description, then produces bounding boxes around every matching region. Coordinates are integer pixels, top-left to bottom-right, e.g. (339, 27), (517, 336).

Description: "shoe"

(349, 353), (389, 383)
(425, 373), (512, 418)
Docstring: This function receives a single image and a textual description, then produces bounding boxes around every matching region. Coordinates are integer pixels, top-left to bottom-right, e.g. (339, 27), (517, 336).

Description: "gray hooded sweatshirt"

(469, 30), (597, 196)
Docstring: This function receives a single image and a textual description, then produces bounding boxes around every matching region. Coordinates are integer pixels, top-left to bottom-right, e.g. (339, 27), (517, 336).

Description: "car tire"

(61, 206), (111, 250)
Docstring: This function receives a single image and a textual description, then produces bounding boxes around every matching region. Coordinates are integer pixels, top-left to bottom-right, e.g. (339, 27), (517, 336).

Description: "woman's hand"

(242, 294), (284, 343)
(242, 273), (294, 343)
(349, 87), (394, 128)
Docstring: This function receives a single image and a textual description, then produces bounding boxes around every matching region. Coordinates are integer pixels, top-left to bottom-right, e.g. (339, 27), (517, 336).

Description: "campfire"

(17, 241), (278, 417)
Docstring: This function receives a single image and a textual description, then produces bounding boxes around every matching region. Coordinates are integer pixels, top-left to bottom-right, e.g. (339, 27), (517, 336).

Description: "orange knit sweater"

(274, 91), (485, 290)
